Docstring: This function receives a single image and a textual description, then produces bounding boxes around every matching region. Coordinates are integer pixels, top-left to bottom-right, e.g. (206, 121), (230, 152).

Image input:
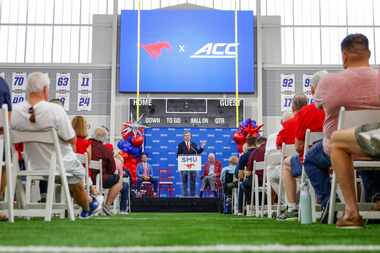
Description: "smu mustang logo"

(141, 41), (172, 59)
(191, 43), (239, 59)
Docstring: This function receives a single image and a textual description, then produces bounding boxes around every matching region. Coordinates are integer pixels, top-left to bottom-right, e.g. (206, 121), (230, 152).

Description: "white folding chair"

(276, 143), (297, 217)
(89, 159), (103, 195)
(0, 105), (14, 222)
(231, 179), (240, 215)
(328, 107), (380, 224)
(248, 161), (265, 217)
(4, 127), (75, 222)
(298, 129), (323, 222)
(262, 150), (282, 218)
(76, 153), (90, 193)
(90, 158), (119, 214)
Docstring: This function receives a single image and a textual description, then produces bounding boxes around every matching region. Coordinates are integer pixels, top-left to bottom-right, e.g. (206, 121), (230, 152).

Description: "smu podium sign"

(178, 155), (202, 172)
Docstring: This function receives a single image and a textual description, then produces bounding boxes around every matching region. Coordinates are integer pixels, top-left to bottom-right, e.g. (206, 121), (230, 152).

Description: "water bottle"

(224, 196), (232, 214)
(300, 182), (312, 224)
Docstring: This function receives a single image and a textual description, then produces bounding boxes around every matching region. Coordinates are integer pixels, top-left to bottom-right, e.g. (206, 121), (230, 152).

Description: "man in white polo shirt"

(11, 72), (102, 219)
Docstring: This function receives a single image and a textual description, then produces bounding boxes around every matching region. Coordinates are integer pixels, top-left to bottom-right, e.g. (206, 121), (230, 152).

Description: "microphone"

(190, 142), (198, 155)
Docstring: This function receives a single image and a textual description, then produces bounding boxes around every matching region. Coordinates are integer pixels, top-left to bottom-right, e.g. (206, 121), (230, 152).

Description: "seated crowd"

(1, 33), (380, 228)
(227, 33), (380, 228)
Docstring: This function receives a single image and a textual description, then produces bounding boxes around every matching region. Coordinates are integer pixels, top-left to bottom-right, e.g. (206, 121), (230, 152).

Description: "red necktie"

(186, 142), (190, 151)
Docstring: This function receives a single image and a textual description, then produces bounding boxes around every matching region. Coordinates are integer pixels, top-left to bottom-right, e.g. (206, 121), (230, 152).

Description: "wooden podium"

(177, 155), (202, 172)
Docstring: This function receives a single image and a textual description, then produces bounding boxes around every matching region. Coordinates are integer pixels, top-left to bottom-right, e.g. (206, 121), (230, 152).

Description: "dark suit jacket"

(177, 141), (204, 156)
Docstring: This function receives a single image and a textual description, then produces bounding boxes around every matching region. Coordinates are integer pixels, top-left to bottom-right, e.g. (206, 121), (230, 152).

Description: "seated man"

(136, 153), (158, 194)
(90, 127), (122, 215)
(279, 71), (326, 220)
(330, 122), (380, 228)
(238, 136), (266, 214)
(235, 135), (257, 214)
(11, 72), (102, 219)
(275, 95), (308, 149)
(267, 112), (291, 198)
(221, 156), (239, 197)
(304, 34), (380, 226)
(271, 95), (308, 213)
(200, 153), (222, 198)
(0, 75), (11, 221)
(329, 68), (380, 228)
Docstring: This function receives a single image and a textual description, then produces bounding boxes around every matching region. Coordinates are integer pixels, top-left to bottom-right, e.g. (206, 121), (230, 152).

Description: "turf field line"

(1, 245), (380, 252)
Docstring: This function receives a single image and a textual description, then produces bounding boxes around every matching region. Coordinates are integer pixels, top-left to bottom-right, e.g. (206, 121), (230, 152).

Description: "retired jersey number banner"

(77, 93), (92, 111)
(56, 73), (71, 91)
(56, 93), (70, 111)
(178, 155), (202, 172)
(78, 73), (93, 92)
(12, 72), (27, 91)
(281, 94), (294, 112)
(119, 10), (255, 93)
(12, 92), (26, 105)
(302, 74), (313, 97)
(280, 73), (295, 93)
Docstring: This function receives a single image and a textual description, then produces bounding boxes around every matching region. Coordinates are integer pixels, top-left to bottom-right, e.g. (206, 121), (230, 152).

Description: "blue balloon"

(130, 146), (141, 157)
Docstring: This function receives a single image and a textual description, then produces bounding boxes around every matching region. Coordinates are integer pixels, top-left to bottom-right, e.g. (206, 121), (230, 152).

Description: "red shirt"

(295, 103), (325, 141)
(90, 139), (116, 183)
(276, 116), (298, 148)
(247, 143), (266, 178)
(75, 136), (90, 154)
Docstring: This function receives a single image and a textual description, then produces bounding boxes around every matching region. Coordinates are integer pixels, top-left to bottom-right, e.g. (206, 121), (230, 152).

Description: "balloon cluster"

(117, 120), (146, 184)
(233, 118), (264, 153)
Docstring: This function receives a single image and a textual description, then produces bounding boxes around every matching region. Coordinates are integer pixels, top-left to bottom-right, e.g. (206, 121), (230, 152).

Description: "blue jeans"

(304, 140), (331, 209)
(358, 171), (380, 202)
(238, 176), (252, 213)
(120, 181), (130, 212)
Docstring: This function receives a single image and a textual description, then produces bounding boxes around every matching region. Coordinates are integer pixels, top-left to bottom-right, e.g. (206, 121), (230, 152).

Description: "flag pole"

(234, 0), (240, 128)
(136, 0), (141, 120)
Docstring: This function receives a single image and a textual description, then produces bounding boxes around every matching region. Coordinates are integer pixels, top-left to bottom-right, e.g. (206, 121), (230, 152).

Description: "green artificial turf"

(0, 212), (380, 247)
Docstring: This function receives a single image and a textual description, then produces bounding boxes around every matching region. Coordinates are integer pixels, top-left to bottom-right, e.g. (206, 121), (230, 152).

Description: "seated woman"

(221, 156), (239, 197)
(136, 153), (158, 194)
(200, 153), (222, 198)
(72, 116), (91, 155)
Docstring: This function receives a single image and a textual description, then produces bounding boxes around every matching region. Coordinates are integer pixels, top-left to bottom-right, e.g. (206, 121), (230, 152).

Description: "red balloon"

(132, 135), (144, 146)
(122, 131), (133, 140)
(236, 143), (243, 153)
(233, 132), (245, 144)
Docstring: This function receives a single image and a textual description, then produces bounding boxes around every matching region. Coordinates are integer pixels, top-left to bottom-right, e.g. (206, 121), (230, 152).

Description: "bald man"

(90, 127), (122, 216)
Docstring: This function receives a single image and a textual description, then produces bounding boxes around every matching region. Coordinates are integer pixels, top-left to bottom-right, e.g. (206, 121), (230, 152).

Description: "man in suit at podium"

(177, 131), (205, 197)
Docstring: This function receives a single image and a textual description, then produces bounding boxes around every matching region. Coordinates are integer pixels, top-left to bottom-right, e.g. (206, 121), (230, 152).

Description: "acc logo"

(191, 43), (238, 59)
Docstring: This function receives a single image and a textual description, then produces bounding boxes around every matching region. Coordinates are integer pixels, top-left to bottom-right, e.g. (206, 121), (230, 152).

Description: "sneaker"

(336, 215), (364, 229)
(277, 209), (298, 221)
(89, 195), (104, 216)
(79, 210), (91, 219)
(102, 204), (113, 216)
(120, 211), (129, 215)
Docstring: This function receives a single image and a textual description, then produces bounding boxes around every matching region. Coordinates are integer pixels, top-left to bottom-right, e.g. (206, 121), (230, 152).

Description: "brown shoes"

(336, 215), (364, 229)
(372, 200), (380, 211)
(0, 212), (7, 221)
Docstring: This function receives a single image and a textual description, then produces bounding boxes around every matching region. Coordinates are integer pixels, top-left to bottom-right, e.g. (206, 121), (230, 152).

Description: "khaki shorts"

(355, 122), (380, 158)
